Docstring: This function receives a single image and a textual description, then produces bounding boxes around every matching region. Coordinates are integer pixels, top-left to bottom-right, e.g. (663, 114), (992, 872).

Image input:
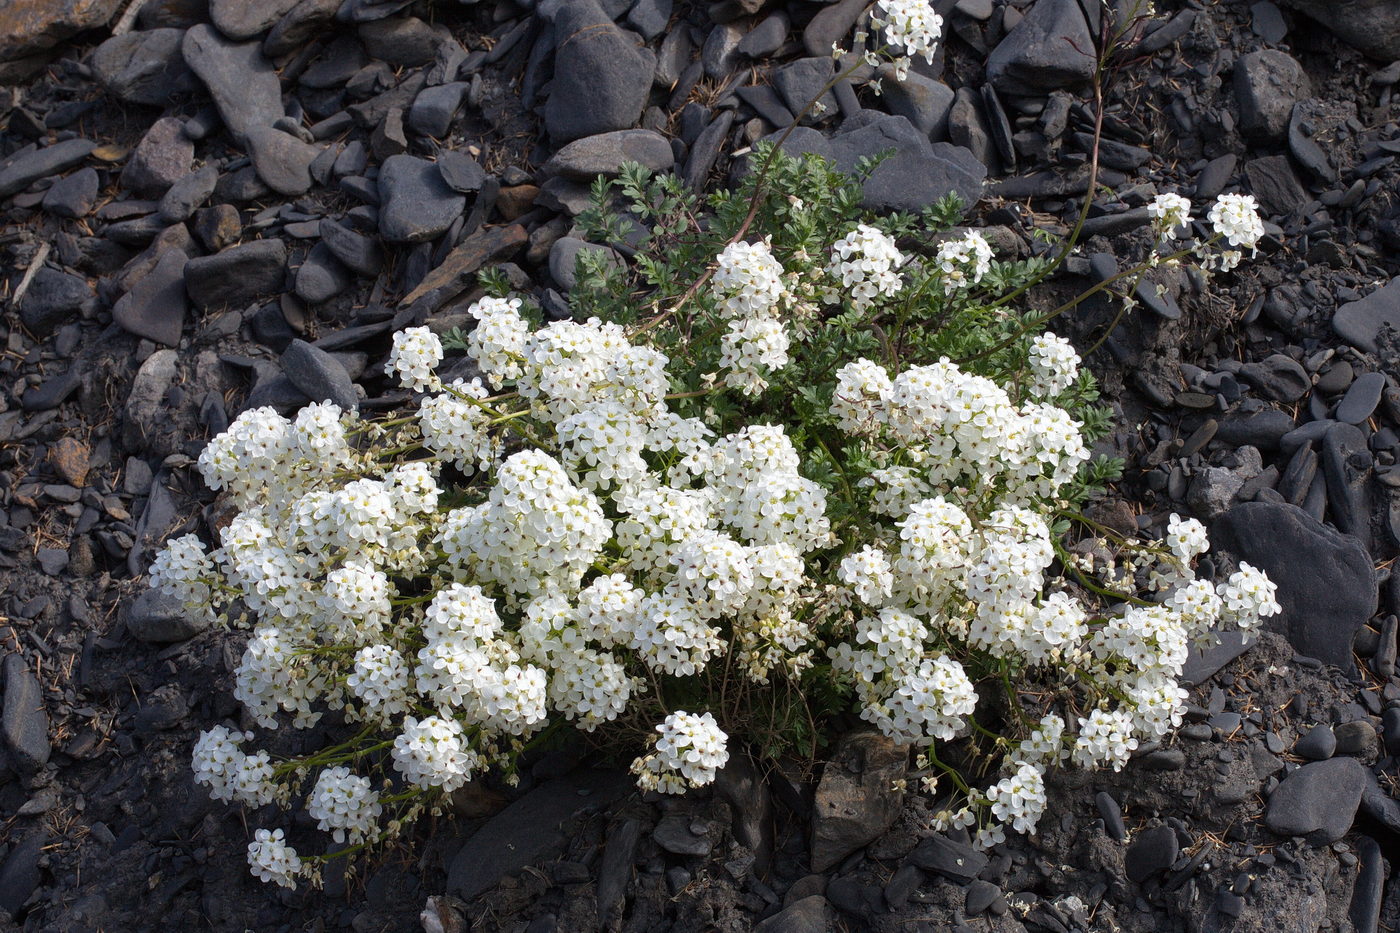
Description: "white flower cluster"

(1147, 192), (1192, 238)
(248, 829), (301, 889)
(386, 326), (443, 392)
(870, 0), (944, 79)
(826, 224), (904, 311)
(307, 766), (383, 844)
(1208, 193), (1264, 250)
(1027, 333), (1081, 399)
(631, 711), (730, 794)
(712, 239), (788, 320)
(934, 231), (993, 294)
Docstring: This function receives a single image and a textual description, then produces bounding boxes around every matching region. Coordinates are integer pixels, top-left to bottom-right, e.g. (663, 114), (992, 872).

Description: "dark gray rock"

(263, 0), (342, 57)
(1335, 720), (1377, 756)
(543, 129), (673, 180)
(126, 585), (210, 642)
(1336, 372), (1386, 424)
(753, 895), (838, 933)
(20, 267), (93, 337)
(158, 164), (218, 222)
(408, 81), (466, 138)
(736, 11), (788, 59)
(549, 237), (621, 291)
(121, 116), (194, 196)
(295, 242), (351, 304)
(246, 126), (320, 196)
(1321, 421), (1373, 542)
(949, 86), (997, 171)
(544, 0), (654, 144)
(320, 220), (384, 275)
(1125, 825), (1178, 883)
(628, 0), (672, 41)
(772, 57), (837, 124)
(862, 142), (985, 214)
(596, 818), (641, 927)
(1265, 757), (1365, 845)
(1245, 155), (1307, 218)
(359, 15), (443, 66)
(810, 732), (907, 872)
(906, 833), (988, 882)
(652, 814), (713, 856)
(447, 770), (632, 899)
(802, 0), (865, 58)
(0, 832), (45, 916)
(1334, 277), (1400, 355)
(437, 150), (485, 193)
(2, 653), (50, 774)
(182, 24), (284, 146)
(378, 154), (465, 244)
(1214, 409), (1295, 450)
(211, 0), (300, 39)
(282, 339), (357, 410)
(1096, 791), (1126, 841)
(41, 167), (99, 219)
(89, 27), (196, 106)
(877, 66), (955, 141)
(1212, 502), (1375, 675)
(0, 137), (94, 199)
(185, 239), (287, 310)
(1234, 50), (1310, 144)
(985, 0), (1094, 97)
(1240, 353), (1311, 403)
(113, 248), (188, 346)
(1289, 101), (1338, 184)
(1294, 724), (1336, 760)
(702, 22), (744, 80)
(1275, 0), (1400, 61)
(1353, 835), (1384, 933)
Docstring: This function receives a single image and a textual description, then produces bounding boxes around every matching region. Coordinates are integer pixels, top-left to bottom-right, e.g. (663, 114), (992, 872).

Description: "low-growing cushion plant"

(149, 0), (1279, 888)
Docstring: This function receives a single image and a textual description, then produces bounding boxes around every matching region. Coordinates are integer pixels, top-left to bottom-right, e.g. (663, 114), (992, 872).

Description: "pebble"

(907, 834), (988, 883)
(545, 129), (674, 180)
(112, 248), (188, 347)
(246, 126), (321, 196)
(294, 242), (352, 304)
(320, 220), (385, 276)
(1095, 792), (1126, 841)
(89, 28), (196, 106)
(42, 166), (99, 218)
(985, 0), (1095, 96)
(1294, 724), (1336, 760)
(121, 116), (193, 196)
(185, 238), (288, 310)
(181, 25), (285, 146)
(1125, 825), (1178, 883)
(125, 586), (211, 643)
(0, 137), (96, 198)
(544, 0), (654, 144)
(1334, 720), (1377, 756)
(1336, 372), (1386, 424)
(2, 653), (51, 773)
(377, 154), (466, 243)
(1265, 757), (1366, 845)
(282, 339), (358, 411)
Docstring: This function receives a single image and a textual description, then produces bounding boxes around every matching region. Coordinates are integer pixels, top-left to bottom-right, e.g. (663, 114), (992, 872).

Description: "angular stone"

(1334, 277), (1400, 355)
(907, 833), (988, 882)
(294, 242), (351, 304)
(89, 27), (196, 106)
(0, 138), (95, 199)
(753, 895), (838, 933)
(246, 125), (320, 196)
(20, 267), (93, 337)
(377, 154), (465, 244)
(544, 129), (673, 180)
(400, 223), (528, 306)
(1235, 50), (1310, 144)
(0, 0), (122, 70)
(986, 0), (1094, 97)
(810, 732), (907, 872)
(158, 164), (218, 222)
(877, 66), (956, 141)
(1265, 757), (1366, 845)
(407, 81), (466, 138)
(2, 653), (50, 774)
(42, 167), (99, 219)
(185, 238), (287, 310)
(281, 339), (357, 410)
(113, 248), (188, 346)
(126, 585), (211, 642)
(1275, 0), (1400, 61)
(210, 0), (300, 39)
(121, 116), (194, 196)
(436, 150), (486, 194)
(319, 219), (383, 276)
(181, 24), (284, 146)
(1211, 501), (1376, 676)
(544, 0), (655, 144)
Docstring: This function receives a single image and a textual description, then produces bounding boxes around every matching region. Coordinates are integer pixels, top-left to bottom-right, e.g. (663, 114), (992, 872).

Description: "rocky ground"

(2, 0), (1400, 930)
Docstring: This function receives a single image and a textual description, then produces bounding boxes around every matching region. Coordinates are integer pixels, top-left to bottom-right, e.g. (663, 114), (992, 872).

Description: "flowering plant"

(151, 3), (1278, 889)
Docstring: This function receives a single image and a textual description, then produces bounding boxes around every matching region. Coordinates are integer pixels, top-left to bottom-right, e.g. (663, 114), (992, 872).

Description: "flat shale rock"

(121, 115), (194, 197)
(377, 154), (466, 243)
(0, 137), (95, 198)
(89, 28), (197, 106)
(185, 238), (287, 310)
(210, 0), (301, 40)
(113, 248), (188, 346)
(1334, 277), (1400, 355)
(1265, 757), (1366, 845)
(543, 129), (674, 180)
(1276, 0), (1400, 61)
(1235, 50), (1311, 144)
(985, 0), (1094, 97)
(0, 0), (122, 73)
(810, 732), (907, 872)
(182, 24), (284, 145)
(544, 0), (655, 144)
(1212, 502), (1375, 675)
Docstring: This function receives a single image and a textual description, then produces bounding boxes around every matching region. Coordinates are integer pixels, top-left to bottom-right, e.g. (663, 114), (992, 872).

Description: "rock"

(753, 895), (838, 933)
(596, 818), (641, 927)
(1275, 0), (1400, 61)
(1322, 421), (1373, 542)
(282, 339), (357, 410)
(185, 239), (288, 310)
(447, 771), (632, 900)
(1240, 353), (1311, 403)
(544, 0), (654, 144)
(1212, 502), (1375, 675)
(89, 28), (196, 106)
(408, 81), (466, 138)
(0, 137), (95, 199)
(773, 57), (837, 124)
(20, 267), (93, 338)
(1353, 835), (1385, 933)
(0, 831), (45, 916)
(1125, 825), (1178, 883)
(652, 814), (713, 856)
(181, 24), (284, 146)
(907, 833), (988, 883)
(543, 129), (674, 180)
(810, 732), (906, 872)
(320, 220), (384, 276)
(803, 0), (865, 58)
(1234, 50), (1310, 144)
(862, 142), (985, 214)
(1187, 467), (1244, 520)
(549, 237), (621, 292)
(1265, 757), (1366, 845)
(1244, 155), (1307, 218)
(124, 348), (180, 449)
(2, 653), (50, 773)
(294, 242), (351, 304)
(210, 0), (300, 39)
(377, 154), (466, 244)
(400, 224), (529, 306)
(437, 150), (485, 193)
(359, 15), (443, 66)
(877, 66), (956, 141)
(1335, 277), (1400, 355)
(1335, 720), (1377, 756)
(1336, 372), (1386, 424)
(193, 203), (242, 252)
(113, 248), (188, 346)
(42, 167), (99, 219)
(1294, 724), (1336, 760)
(736, 11), (788, 60)
(126, 585), (210, 642)
(1214, 409), (1295, 450)
(628, 0), (672, 41)
(1096, 791), (1126, 841)
(0, 0), (122, 73)
(159, 164), (218, 222)
(246, 126), (320, 196)
(986, 0), (1094, 97)
(121, 116), (194, 197)
(263, 0), (340, 56)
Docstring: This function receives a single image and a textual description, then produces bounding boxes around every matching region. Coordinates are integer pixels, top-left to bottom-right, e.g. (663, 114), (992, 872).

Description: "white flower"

(466, 296), (529, 389)
(247, 828), (301, 889)
(712, 239), (787, 319)
(347, 645), (411, 719)
(632, 711), (729, 793)
(1147, 192), (1192, 237)
(832, 358), (893, 436)
(1027, 333), (1080, 399)
(149, 534), (215, 614)
(1073, 707), (1139, 771)
(871, 0), (944, 65)
(1208, 193), (1264, 250)
(1165, 513), (1209, 562)
(418, 378), (499, 474)
(720, 317), (790, 396)
(987, 763), (1048, 835)
(839, 545), (895, 607)
(392, 715), (481, 792)
(934, 231), (993, 294)
(307, 766), (383, 844)
(1217, 561), (1281, 632)
(386, 326), (443, 392)
(826, 224), (904, 311)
